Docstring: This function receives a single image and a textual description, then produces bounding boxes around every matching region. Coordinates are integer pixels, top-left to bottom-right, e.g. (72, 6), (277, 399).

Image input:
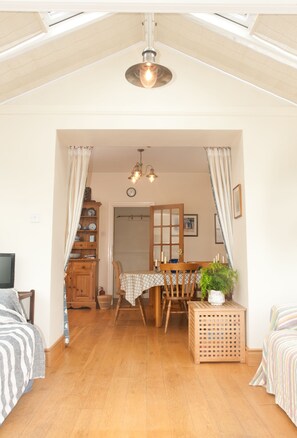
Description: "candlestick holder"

(154, 261), (161, 272)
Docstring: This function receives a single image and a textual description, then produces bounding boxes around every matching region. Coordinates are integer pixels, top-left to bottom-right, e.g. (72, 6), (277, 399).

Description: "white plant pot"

(208, 290), (225, 306)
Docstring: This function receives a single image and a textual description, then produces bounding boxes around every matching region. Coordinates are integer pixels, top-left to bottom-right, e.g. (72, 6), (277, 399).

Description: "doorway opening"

(113, 206), (150, 297)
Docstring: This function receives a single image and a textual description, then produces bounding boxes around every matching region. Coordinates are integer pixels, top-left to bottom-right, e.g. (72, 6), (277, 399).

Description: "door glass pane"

(172, 235), (179, 244)
(172, 225), (179, 236)
(162, 209), (170, 226)
(154, 210), (161, 226)
(163, 246), (170, 261)
(154, 227), (161, 244)
(163, 227), (170, 244)
(171, 245), (180, 259)
(172, 209), (179, 226)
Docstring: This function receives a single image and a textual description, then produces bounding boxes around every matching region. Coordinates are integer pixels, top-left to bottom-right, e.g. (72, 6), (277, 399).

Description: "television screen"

(0, 253), (15, 288)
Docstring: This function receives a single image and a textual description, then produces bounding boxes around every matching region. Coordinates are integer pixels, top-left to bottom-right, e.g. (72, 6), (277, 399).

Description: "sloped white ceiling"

(0, 11), (297, 104)
(0, 11), (45, 52)
(0, 13), (142, 102)
(251, 14), (297, 55)
(1, 8), (297, 173)
(157, 14), (297, 104)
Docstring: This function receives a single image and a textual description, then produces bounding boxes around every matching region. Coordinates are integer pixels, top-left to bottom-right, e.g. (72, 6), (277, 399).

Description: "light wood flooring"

(1, 305), (297, 437)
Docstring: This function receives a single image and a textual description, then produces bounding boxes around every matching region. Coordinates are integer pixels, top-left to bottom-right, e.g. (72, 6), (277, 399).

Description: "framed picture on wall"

(214, 214), (224, 244)
(184, 214), (198, 237)
(233, 184), (242, 218)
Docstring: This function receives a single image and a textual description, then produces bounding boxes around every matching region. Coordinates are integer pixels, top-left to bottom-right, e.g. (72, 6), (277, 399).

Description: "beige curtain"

(64, 146), (92, 344)
(205, 147), (234, 267)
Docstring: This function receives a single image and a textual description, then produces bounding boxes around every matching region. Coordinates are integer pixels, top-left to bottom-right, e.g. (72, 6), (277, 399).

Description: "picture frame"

(214, 214), (224, 244)
(233, 184), (242, 219)
(184, 214), (198, 237)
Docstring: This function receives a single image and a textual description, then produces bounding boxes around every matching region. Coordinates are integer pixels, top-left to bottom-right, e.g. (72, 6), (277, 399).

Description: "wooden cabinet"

(188, 300), (246, 364)
(66, 200), (101, 309)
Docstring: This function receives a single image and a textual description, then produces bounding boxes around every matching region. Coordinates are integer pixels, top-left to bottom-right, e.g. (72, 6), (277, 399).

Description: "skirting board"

(44, 336), (65, 367)
(245, 348), (262, 367)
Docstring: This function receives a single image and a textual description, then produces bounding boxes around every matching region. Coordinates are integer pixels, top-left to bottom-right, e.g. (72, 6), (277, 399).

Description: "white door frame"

(107, 201), (154, 296)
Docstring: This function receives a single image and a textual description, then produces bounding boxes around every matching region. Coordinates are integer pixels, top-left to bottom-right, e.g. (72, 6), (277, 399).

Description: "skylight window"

(215, 13), (251, 29)
(47, 12), (84, 27)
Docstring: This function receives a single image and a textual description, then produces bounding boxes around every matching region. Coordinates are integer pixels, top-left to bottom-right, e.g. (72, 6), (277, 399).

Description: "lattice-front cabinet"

(188, 300), (246, 364)
(66, 201), (101, 309)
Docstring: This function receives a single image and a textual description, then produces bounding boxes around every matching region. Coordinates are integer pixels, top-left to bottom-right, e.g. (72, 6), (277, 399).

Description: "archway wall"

(1, 45), (297, 348)
(1, 111), (297, 348)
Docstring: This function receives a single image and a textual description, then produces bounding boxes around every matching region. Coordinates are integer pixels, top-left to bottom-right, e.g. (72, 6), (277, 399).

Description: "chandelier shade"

(128, 149), (158, 184)
(125, 14), (172, 89)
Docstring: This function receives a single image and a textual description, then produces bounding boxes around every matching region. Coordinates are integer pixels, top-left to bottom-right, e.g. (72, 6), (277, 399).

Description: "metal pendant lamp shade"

(125, 14), (172, 89)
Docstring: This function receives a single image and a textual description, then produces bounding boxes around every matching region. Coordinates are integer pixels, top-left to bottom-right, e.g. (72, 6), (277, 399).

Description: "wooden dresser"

(66, 200), (101, 309)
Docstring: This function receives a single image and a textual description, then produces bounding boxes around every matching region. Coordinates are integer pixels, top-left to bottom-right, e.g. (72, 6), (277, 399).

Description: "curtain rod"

(116, 215), (149, 219)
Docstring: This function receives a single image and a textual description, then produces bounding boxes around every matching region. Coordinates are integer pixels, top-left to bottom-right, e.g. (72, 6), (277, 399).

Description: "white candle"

(161, 251), (164, 262)
(154, 259), (158, 268)
(164, 256), (167, 264)
(222, 256), (225, 263)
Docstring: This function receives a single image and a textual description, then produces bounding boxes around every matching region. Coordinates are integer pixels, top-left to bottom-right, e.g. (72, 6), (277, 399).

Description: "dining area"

(112, 204), (232, 334)
(113, 256), (246, 366)
(114, 260), (202, 332)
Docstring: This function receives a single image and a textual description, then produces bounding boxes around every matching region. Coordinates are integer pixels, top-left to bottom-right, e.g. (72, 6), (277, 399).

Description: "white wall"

(1, 45), (297, 349)
(0, 119), (57, 346)
(243, 119), (297, 346)
(50, 139), (68, 345)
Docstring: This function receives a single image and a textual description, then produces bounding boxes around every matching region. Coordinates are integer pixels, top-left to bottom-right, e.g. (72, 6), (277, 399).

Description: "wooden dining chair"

(112, 261), (146, 326)
(160, 262), (200, 333)
(186, 261), (212, 300)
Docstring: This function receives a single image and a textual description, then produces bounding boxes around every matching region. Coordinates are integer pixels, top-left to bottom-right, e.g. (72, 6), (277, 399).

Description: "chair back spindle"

(160, 262), (200, 333)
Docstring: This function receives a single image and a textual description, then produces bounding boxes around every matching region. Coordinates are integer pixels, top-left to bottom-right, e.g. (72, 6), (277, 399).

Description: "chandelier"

(128, 149), (158, 183)
(125, 13), (172, 88)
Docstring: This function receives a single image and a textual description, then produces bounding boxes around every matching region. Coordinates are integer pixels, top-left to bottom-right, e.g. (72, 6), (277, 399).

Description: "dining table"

(120, 270), (201, 328)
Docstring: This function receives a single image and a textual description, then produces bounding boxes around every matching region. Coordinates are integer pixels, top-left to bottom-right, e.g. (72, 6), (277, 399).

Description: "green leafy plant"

(200, 261), (238, 300)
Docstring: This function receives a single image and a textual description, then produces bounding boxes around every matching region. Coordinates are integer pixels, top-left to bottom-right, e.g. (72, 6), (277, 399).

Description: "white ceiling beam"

(1, 1), (297, 13)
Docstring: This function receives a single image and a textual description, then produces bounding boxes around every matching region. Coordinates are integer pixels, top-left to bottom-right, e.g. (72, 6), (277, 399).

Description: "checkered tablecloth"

(120, 271), (163, 306)
(120, 270), (200, 306)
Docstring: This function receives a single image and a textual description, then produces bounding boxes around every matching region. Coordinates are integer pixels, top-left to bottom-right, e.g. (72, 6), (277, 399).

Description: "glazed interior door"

(149, 204), (184, 269)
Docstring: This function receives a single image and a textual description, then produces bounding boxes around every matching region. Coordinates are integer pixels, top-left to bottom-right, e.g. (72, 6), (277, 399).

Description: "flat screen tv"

(0, 253), (15, 288)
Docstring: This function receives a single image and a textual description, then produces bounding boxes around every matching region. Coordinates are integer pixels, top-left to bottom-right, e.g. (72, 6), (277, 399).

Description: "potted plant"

(200, 261), (238, 305)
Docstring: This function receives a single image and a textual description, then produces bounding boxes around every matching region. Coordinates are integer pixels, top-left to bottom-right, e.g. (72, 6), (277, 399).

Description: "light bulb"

(139, 63), (158, 88)
(146, 168), (157, 182)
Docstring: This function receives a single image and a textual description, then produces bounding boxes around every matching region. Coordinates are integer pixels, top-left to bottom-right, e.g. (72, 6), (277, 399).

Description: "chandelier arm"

(144, 164), (154, 174)
(128, 150), (157, 183)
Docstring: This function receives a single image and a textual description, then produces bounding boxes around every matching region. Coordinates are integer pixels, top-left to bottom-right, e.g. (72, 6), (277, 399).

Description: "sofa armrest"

(18, 290), (35, 324)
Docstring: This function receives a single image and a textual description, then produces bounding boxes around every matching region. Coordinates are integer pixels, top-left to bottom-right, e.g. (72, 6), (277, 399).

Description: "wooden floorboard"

(1, 305), (297, 437)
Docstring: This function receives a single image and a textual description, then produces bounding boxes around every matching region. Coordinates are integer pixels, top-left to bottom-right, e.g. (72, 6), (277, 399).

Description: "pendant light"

(128, 149), (158, 183)
(125, 13), (172, 88)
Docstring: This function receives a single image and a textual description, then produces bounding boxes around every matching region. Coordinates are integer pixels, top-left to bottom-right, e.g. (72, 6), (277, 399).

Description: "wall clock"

(126, 187), (136, 197)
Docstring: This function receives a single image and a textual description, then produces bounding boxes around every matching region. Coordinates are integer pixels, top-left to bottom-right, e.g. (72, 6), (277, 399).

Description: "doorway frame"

(107, 201), (154, 296)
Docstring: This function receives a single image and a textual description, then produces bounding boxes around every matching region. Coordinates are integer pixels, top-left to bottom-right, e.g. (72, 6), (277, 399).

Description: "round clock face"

(126, 187), (136, 197)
